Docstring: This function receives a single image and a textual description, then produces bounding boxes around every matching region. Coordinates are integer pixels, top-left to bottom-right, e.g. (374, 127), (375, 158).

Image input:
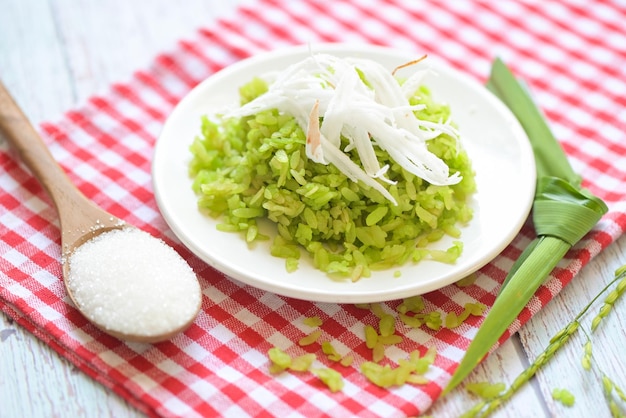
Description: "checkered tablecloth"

(2, 0), (625, 416)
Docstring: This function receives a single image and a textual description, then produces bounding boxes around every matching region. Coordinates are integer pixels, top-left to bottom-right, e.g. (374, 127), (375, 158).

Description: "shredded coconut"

(224, 53), (463, 205)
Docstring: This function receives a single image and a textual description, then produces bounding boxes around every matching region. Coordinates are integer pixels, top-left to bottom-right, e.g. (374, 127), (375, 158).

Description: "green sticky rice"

(189, 77), (476, 279)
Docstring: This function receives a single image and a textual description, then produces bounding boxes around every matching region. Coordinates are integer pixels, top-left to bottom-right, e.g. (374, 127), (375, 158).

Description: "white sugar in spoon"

(0, 81), (201, 343)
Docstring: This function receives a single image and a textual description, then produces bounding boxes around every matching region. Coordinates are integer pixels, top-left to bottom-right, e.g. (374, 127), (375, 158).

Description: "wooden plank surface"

(1, 1), (625, 417)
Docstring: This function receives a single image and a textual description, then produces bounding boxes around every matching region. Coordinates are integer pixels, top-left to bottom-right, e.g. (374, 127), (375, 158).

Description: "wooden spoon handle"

(0, 81), (124, 250)
(0, 81), (86, 210)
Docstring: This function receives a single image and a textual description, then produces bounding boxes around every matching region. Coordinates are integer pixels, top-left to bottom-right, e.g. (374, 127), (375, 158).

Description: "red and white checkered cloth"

(2, 0), (626, 416)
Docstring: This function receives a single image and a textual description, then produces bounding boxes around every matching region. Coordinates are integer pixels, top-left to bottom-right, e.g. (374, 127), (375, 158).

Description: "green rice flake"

(361, 347), (436, 388)
(400, 313), (424, 328)
(285, 257), (299, 272)
(465, 381), (506, 400)
(379, 314), (396, 337)
(414, 346), (437, 374)
(445, 302), (486, 329)
(366, 206), (389, 226)
(552, 388), (575, 407)
(397, 295), (425, 314)
(372, 342), (385, 363)
(268, 347), (316, 373)
(290, 353), (316, 372)
(303, 316), (323, 327)
(321, 341), (342, 362)
(424, 311), (443, 331)
(445, 311), (462, 329)
(340, 354), (354, 367)
(377, 334), (403, 345)
(361, 362), (403, 388)
(189, 77), (476, 277)
(268, 347), (292, 374)
(311, 368), (344, 393)
(369, 303), (386, 319)
(298, 329), (322, 347)
(455, 273), (478, 287)
(364, 324), (378, 349)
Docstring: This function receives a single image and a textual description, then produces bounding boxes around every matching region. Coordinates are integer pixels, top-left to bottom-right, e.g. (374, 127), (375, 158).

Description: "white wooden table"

(2, 1), (625, 417)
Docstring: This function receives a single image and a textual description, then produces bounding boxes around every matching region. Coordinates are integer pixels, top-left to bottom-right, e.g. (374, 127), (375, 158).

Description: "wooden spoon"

(0, 81), (201, 343)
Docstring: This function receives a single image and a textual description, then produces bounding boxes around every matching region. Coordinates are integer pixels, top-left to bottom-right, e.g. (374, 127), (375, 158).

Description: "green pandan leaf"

(444, 236), (570, 395)
(443, 58), (607, 396)
(486, 58), (580, 185)
(533, 176), (608, 245)
(501, 177), (607, 291)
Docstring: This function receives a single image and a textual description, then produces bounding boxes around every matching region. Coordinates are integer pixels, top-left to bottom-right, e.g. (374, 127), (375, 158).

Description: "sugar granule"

(67, 228), (201, 337)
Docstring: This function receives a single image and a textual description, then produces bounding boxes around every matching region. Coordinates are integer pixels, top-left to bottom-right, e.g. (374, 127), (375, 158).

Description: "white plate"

(152, 43), (535, 303)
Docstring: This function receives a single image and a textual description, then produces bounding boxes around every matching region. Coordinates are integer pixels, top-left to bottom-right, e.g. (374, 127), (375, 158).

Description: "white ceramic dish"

(152, 43), (536, 303)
